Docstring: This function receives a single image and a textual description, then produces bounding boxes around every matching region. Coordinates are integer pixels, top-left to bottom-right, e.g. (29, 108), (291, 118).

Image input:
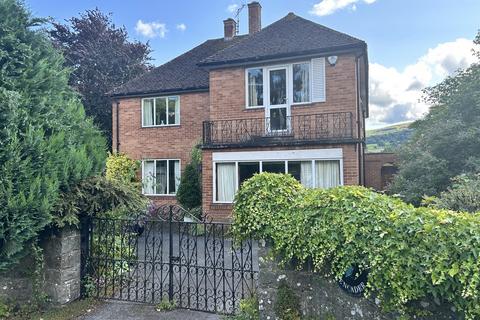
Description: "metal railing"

(203, 111), (354, 147)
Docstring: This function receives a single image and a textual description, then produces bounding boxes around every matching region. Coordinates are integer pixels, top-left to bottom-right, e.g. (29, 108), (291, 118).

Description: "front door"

(266, 66), (290, 133)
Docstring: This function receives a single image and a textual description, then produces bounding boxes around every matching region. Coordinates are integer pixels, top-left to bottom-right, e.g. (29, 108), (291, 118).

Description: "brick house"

(110, 2), (369, 221)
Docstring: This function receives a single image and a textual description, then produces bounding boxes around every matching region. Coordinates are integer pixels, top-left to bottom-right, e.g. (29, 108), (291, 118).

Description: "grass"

(6, 298), (103, 320)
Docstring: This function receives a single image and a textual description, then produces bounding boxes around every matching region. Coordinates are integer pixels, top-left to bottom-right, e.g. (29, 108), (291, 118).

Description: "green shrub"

(227, 296), (259, 320)
(0, 0), (106, 270)
(106, 153), (140, 183)
(233, 173), (480, 319)
(156, 298), (177, 312)
(426, 174), (480, 213)
(177, 147), (202, 210)
(274, 280), (301, 320)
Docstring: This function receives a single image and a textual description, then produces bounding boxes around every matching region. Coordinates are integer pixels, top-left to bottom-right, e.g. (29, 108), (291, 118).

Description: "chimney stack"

(223, 18), (236, 40)
(248, 1), (262, 34)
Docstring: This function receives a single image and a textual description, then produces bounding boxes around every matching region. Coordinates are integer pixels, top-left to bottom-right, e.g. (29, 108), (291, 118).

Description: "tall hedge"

(0, 0), (106, 270)
(233, 173), (480, 319)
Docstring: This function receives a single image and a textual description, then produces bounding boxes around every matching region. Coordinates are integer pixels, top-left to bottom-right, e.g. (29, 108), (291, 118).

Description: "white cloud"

(311, 0), (377, 16)
(176, 23), (187, 31)
(227, 4), (239, 13)
(135, 20), (167, 38)
(367, 38), (477, 128)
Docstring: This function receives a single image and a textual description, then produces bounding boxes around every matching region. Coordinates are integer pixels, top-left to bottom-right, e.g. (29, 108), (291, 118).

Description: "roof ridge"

(289, 13), (365, 43)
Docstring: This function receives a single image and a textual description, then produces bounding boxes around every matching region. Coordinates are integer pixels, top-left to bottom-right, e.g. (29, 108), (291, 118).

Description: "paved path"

(80, 300), (221, 320)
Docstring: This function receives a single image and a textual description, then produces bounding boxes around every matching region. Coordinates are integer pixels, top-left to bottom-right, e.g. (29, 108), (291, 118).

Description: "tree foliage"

(426, 174), (480, 213)
(233, 173), (480, 319)
(49, 8), (151, 144)
(176, 147), (202, 210)
(0, 0), (107, 270)
(389, 33), (480, 204)
(106, 152), (140, 183)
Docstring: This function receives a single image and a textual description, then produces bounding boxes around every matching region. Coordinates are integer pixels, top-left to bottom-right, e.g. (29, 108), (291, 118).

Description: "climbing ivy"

(233, 173), (480, 319)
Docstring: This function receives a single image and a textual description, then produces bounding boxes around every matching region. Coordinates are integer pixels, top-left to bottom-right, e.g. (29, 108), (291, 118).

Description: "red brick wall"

(202, 144), (360, 222)
(209, 53), (360, 139)
(112, 92), (209, 206)
(364, 153), (397, 191)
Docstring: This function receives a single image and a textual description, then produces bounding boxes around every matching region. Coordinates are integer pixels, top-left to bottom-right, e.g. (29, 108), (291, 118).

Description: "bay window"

(142, 96), (180, 127)
(214, 159), (341, 202)
(142, 159), (180, 195)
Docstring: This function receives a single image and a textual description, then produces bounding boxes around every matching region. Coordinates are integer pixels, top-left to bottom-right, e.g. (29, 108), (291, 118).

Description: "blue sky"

(26, 0), (480, 128)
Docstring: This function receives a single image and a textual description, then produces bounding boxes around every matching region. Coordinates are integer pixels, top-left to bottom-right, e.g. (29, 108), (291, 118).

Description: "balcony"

(202, 112), (355, 148)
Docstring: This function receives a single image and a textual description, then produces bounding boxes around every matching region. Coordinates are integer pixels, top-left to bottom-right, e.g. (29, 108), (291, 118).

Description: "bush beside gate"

(232, 173), (480, 319)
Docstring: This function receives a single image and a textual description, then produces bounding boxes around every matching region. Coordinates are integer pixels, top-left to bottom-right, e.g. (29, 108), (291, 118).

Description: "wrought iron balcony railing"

(202, 111), (354, 147)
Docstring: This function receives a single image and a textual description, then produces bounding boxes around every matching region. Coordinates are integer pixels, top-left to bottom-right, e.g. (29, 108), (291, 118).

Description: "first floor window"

(142, 96), (180, 126)
(142, 159), (180, 195)
(247, 68), (264, 107)
(293, 62), (310, 103)
(214, 159), (341, 202)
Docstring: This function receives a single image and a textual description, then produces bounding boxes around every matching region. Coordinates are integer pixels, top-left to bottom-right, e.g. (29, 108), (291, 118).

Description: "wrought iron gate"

(81, 205), (258, 314)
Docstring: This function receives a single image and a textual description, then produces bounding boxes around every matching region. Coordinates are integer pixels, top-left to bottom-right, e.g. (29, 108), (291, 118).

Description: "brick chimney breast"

(248, 1), (262, 34)
(223, 18), (236, 40)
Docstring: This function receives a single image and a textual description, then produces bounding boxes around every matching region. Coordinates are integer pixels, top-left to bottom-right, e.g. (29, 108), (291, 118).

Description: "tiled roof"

(199, 13), (365, 67)
(110, 36), (247, 97)
(111, 13), (365, 97)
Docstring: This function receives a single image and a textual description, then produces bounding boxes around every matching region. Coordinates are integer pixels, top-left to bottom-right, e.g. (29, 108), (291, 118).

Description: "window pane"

(262, 161), (285, 174)
(293, 63), (310, 103)
(269, 108), (287, 131)
(238, 162), (260, 187)
(288, 161), (312, 188)
(143, 160), (155, 194)
(269, 69), (287, 105)
(216, 163), (236, 202)
(143, 99), (154, 126)
(248, 69), (263, 107)
(156, 160), (167, 194)
(169, 160), (180, 194)
(168, 97), (179, 125)
(155, 98), (167, 126)
(315, 160), (340, 188)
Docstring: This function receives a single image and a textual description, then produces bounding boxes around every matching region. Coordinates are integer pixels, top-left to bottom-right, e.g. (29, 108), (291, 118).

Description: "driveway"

(79, 300), (221, 320)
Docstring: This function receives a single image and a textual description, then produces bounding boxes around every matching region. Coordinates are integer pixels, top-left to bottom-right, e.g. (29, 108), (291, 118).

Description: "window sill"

(244, 106), (264, 111)
(142, 124), (181, 128)
(144, 194), (177, 197)
(291, 101), (325, 108)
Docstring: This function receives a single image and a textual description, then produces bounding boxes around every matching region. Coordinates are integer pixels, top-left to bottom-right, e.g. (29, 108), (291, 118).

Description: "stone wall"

(0, 227), (81, 306)
(258, 243), (455, 320)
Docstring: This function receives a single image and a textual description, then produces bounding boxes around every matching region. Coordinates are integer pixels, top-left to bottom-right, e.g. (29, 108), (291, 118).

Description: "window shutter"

(311, 57), (326, 102)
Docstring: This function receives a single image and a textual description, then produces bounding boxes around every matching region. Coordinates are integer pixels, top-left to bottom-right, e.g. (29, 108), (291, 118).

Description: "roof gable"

(200, 13), (365, 67)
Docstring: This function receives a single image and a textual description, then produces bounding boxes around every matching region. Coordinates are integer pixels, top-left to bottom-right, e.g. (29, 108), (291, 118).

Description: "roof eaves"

(109, 86), (209, 98)
(198, 42), (366, 69)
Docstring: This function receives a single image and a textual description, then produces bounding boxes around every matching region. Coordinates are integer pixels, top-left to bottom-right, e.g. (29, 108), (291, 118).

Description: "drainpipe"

(355, 55), (365, 186)
(115, 100), (120, 153)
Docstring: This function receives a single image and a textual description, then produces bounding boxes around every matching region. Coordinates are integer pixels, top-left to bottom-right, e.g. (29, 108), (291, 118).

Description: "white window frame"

(245, 67), (266, 109)
(212, 149), (343, 203)
(141, 159), (181, 196)
(141, 96), (181, 127)
(245, 60), (320, 109)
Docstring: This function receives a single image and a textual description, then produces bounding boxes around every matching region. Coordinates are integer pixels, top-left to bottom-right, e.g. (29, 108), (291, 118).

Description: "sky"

(26, 0), (480, 129)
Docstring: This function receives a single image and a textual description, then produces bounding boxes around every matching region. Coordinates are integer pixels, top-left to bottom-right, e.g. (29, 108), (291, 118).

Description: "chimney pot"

(248, 1), (262, 34)
(223, 18), (236, 40)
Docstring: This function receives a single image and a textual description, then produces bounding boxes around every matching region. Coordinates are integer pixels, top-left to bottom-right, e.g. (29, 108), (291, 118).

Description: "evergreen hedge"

(0, 0), (106, 270)
(233, 173), (480, 319)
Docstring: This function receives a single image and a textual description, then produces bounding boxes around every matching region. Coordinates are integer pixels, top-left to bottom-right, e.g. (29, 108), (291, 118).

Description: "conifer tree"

(0, 0), (107, 270)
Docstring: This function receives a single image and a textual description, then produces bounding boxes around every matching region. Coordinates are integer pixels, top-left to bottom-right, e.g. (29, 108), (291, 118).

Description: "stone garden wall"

(258, 242), (455, 320)
(0, 227), (81, 306)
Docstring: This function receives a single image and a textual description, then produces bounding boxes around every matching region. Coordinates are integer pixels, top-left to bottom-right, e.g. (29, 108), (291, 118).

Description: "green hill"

(366, 122), (413, 153)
